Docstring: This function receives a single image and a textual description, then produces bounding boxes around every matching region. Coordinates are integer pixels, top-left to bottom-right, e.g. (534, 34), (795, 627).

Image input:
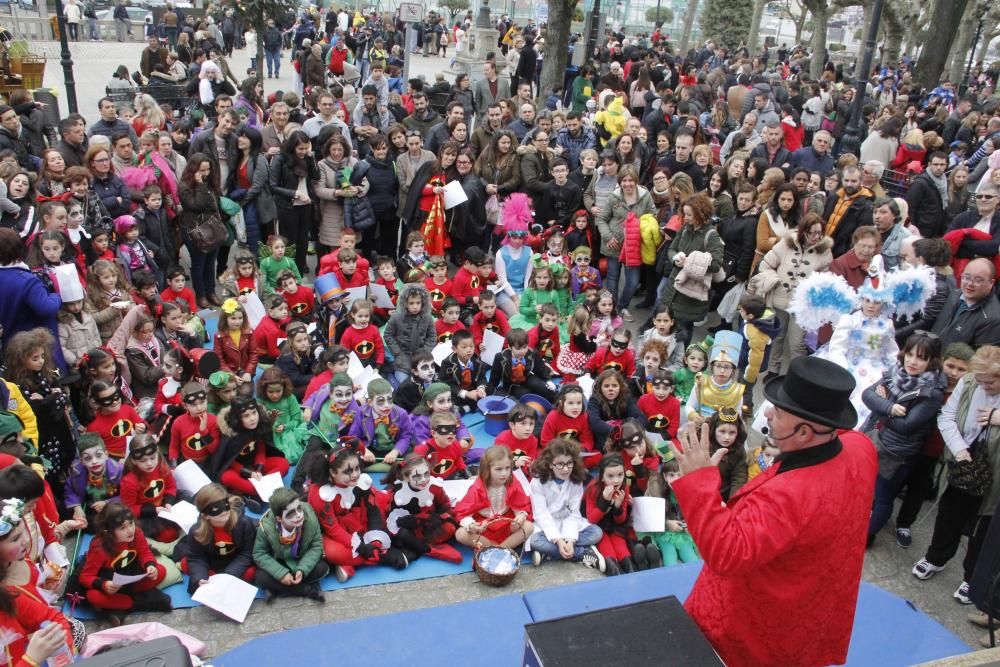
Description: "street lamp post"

(838, 0), (885, 157)
(585, 0), (602, 63)
(50, 0), (78, 114)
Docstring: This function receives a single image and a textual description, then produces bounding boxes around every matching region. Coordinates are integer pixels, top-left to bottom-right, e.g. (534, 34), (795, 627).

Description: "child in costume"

(373, 255), (402, 325)
(510, 261), (570, 332)
(557, 305), (597, 380)
(673, 340), (710, 402)
(251, 295), (291, 365)
(213, 396), (291, 502)
(568, 245), (602, 301)
(332, 249), (368, 291)
(527, 303), (563, 366)
(541, 227), (571, 268)
(150, 346), (191, 441)
(167, 382), (220, 469)
(494, 404), (539, 475)
(337, 300), (386, 371)
(438, 330), (488, 413)
(470, 290), (511, 353)
(637, 305), (683, 368)
(455, 446), (534, 550)
(85, 380), (148, 460)
(707, 408), (750, 502)
(408, 382), (475, 458)
(293, 373), (365, 493)
(495, 194), (534, 294)
(396, 231), (427, 285)
(64, 433), (123, 532)
(635, 451), (699, 566)
(413, 411), (469, 480)
(319, 228), (371, 277)
(528, 438), (604, 569)
(119, 434), (181, 549)
(160, 268), (197, 313)
(304, 345), (351, 401)
(384, 452), (462, 563)
(451, 247), (489, 317)
(606, 419), (660, 497)
(207, 371), (237, 416)
(79, 502), (171, 619)
(393, 351), (437, 413)
(275, 322), (316, 398)
(588, 369), (647, 452)
(686, 330), (745, 425)
(306, 438), (408, 582)
(637, 369), (681, 447)
(253, 487), (328, 601)
(259, 235), (301, 290)
(541, 385), (597, 463)
(349, 378), (414, 466)
(434, 297), (467, 344)
(737, 293), (783, 415)
(584, 326), (636, 378)
(565, 210), (596, 261)
(278, 269), (316, 322)
(488, 328), (557, 402)
(220, 252), (271, 302)
(583, 453), (639, 576)
(424, 256), (454, 316)
(589, 289), (622, 345)
(630, 340), (668, 398)
(258, 367), (312, 464)
(174, 484), (258, 595)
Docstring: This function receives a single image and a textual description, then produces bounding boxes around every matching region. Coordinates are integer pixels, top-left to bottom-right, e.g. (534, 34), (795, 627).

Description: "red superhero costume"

(470, 310), (511, 348)
(585, 346), (636, 378)
(86, 405), (147, 459)
(413, 439), (467, 480)
(637, 393), (680, 441)
(339, 324), (386, 366)
(541, 410), (596, 461)
(78, 527), (167, 611)
(527, 324), (561, 364)
(450, 266), (482, 307)
(424, 276), (453, 314)
(283, 285), (316, 320)
(168, 412), (220, 465)
(319, 250), (370, 278)
(434, 319), (466, 344)
(493, 430), (539, 473)
(119, 463), (180, 543)
(583, 479), (632, 561)
(160, 286), (197, 312)
(673, 431), (877, 667)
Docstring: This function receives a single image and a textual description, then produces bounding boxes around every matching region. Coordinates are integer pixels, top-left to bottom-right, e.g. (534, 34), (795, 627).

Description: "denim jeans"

(605, 256), (640, 310)
(88, 18), (98, 40)
(243, 201), (261, 256)
(265, 48), (281, 76)
(529, 524), (603, 561)
(186, 241), (218, 300)
(868, 456), (916, 538)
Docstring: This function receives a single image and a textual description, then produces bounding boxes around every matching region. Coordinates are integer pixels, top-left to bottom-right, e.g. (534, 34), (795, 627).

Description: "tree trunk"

(539, 0), (573, 100)
(679, 0), (700, 55)
(795, 6), (808, 45)
(914, 0), (970, 90)
(947, 1), (978, 83)
(976, 30), (997, 64)
(882, 4), (903, 66)
(747, 0), (766, 52)
(805, 0), (829, 80)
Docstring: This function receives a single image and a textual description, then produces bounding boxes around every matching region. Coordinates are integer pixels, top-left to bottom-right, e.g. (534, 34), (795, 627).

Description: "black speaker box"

(522, 595), (723, 667)
(77, 636), (193, 667)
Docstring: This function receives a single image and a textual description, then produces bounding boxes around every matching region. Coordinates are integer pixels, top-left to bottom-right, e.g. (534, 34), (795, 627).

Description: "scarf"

(825, 187), (872, 238)
(278, 522), (301, 559)
(885, 363), (943, 402)
(927, 170), (948, 210)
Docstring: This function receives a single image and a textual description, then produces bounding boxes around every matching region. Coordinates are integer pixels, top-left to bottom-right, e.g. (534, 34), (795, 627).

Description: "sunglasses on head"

(432, 425), (458, 436)
(431, 261), (447, 269)
(184, 392), (208, 404)
(95, 389), (121, 406)
(508, 231), (527, 238)
(610, 339), (628, 349)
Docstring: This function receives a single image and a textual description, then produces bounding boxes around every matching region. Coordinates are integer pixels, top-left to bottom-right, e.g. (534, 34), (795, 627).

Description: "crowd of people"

(3, 3), (1000, 663)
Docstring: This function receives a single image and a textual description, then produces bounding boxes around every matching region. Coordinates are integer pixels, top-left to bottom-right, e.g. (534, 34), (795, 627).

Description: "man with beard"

(822, 165), (874, 257)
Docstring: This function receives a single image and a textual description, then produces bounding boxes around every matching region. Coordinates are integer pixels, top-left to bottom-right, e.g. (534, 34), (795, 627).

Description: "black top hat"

(763, 357), (857, 430)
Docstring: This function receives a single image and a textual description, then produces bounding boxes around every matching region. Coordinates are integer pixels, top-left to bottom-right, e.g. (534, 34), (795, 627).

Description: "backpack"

(820, 112), (837, 134)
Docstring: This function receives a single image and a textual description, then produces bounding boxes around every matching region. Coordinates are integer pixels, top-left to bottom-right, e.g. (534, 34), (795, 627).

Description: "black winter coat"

(361, 155), (398, 219)
(822, 192), (874, 258)
(719, 210), (758, 282)
(905, 172), (947, 239)
(268, 152), (319, 210)
(174, 513), (257, 594)
(134, 206), (175, 268)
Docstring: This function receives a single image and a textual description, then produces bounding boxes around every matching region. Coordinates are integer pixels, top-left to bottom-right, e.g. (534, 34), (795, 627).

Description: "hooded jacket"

(384, 283), (436, 372)
(750, 232), (834, 311)
(739, 308), (783, 384)
(253, 503), (325, 582)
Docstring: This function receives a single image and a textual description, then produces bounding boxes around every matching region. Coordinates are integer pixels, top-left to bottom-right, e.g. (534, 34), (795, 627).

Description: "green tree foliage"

(240, 0), (302, 73)
(440, 0), (470, 17)
(699, 0), (754, 49)
(645, 6), (674, 24)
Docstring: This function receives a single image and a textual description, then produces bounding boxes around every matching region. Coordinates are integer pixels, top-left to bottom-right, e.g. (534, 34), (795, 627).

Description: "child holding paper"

(437, 330), (487, 413)
(470, 290), (510, 353)
(119, 434), (182, 549)
(79, 502), (171, 618)
(213, 396), (290, 504)
(64, 433), (123, 532)
(372, 255), (402, 325)
(253, 487), (328, 601)
(175, 483), (258, 594)
(637, 451), (699, 566)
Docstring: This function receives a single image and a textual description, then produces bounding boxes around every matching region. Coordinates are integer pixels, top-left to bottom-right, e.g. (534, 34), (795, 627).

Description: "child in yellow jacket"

(737, 293), (782, 415)
(638, 213), (662, 310)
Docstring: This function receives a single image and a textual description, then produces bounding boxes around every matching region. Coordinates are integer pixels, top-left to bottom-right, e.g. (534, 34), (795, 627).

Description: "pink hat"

(113, 215), (138, 235)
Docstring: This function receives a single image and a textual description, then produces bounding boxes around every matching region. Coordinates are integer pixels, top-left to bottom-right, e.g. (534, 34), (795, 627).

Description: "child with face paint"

(637, 369), (681, 446)
(174, 483), (258, 594)
(85, 380), (148, 460)
(253, 486), (328, 601)
(384, 452), (462, 563)
(305, 438), (409, 582)
(64, 432), (124, 532)
(348, 378), (414, 467)
(568, 246), (602, 300)
(119, 434), (181, 548)
(257, 367), (312, 464)
(541, 385), (597, 466)
(686, 331), (745, 426)
(79, 502), (171, 618)
(212, 396), (291, 504)
(528, 438), (605, 570)
(413, 412), (468, 480)
(486, 328), (557, 402)
(455, 445), (534, 550)
(407, 383), (477, 458)
(392, 351), (436, 413)
(167, 382), (221, 469)
(438, 330), (488, 413)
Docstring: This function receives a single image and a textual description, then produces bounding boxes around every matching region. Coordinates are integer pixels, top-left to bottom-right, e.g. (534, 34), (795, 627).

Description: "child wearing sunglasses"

(85, 380), (148, 460)
(413, 411), (468, 480)
(167, 382), (221, 470)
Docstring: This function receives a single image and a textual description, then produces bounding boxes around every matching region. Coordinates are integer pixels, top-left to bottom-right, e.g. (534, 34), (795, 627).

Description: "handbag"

(948, 426), (993, 497)
(188, 213), (227, 253)
(485, 194), (501, 226)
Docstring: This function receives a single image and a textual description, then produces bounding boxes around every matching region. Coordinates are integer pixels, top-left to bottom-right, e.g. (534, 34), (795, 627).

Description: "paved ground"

(31, 40), (985, 663)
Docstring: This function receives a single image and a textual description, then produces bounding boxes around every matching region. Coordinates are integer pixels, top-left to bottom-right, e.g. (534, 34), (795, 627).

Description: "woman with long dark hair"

(179, 152), (222, 308)
(753, 182), (801, 273)
(401, 141), (460, 257)
(232, 125), (274, 255)
(269, 130), (319, 275)
(364, 133), (401, 259)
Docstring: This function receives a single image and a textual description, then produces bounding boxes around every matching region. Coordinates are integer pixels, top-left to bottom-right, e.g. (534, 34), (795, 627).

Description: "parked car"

(96, 6), (151, 22)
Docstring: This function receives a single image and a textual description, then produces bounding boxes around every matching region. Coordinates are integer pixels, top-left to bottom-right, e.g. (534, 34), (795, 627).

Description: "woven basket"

(473, 545), (521, 587)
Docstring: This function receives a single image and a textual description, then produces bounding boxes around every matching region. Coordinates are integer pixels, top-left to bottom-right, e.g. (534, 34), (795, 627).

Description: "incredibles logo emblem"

(186, 433), (208, 451)
(605, 361), (623, 372)
(438, 331), (453, 343)
(430, 289), (445, 302)
(470, 276), (480, 290)
(485, 323), (499, 332)
(240, 441), (256, 457)
(111, 548), (137, 570)
(144, 478), (165, 499)
(111, 419), (134, 439)
(432, 458), (455, 476)
(557, 429), (579, 440)
(649, 414), (670, 430)
(239, 286), (254, 296)
(355, 340), (375, 357)
(215, 541), (234, 557)
(291, 302), (309, 315)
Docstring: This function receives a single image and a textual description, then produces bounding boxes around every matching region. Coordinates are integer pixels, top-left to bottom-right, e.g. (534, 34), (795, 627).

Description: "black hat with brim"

(763, 356), (858, 430)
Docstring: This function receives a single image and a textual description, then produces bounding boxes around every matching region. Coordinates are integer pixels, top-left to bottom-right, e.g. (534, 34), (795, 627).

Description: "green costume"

(260, 393), (311, 463)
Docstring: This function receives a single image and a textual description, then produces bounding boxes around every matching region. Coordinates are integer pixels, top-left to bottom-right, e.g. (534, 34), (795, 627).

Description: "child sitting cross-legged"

(213, 396), (291, 507)
(393, 351), (437, 414)
(64, 432), (123, 533)
(455, 446), (534, 551)
(384, 452), (462, 563)
(487, 328), (556, 402)
(414, 411), (469, 480)
(253, 487), (328, 602)
(493, 404), (538, 476)
(635, 450), (699, 566)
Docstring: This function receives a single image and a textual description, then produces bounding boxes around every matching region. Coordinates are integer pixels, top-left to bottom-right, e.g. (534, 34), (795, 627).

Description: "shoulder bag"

(189, 212), (227, 253)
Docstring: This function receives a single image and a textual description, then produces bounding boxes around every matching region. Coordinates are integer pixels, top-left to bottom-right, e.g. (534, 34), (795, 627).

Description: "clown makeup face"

(432, 423), (458, 446)
(551, 455), (574, 481)
(562, 392), (584, 419)
(405, 462), (432, 492)
(600, 377), (621, 402)
(509, 415), (535, 440)
(602, 464), (625, 489)
(685, 349), (707, 373)
(574, 253), (591, 268)
(239, 406), (260, 430)
(331, 456), (361, 488)
(546, 235), (564, 254)
(488, 457), (512, 487)
(113, 519), (137, 544)
(430, 391), (453, 413)
(540, 313), (558, 332)
(371, 392), (394, 417)
(414, 360), (436, 383)
(162, 357), (183, 381)
(642, 351), (662, 370)
(279, 500), (306, 529)
(81, 445), (109, 473)
(860, 297), (883, 318)
(712, 360), (735, 385)
(715, 423), (739, 448)
(0, 522), (30, 563)
(331, 384), (353, 408)
(265, 383), (285, 403)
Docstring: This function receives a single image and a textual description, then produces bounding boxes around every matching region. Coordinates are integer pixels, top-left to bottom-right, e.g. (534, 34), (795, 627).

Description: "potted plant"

(4, 39), (46, 88)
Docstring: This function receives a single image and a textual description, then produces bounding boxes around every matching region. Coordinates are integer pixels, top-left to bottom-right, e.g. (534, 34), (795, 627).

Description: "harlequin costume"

(584, 346), (636, 378)
(386, 477), (460, 563)
(493, 429), (539, 473)
(470, 309), (511, 348)
(527, 323), (562, 365)
(307, 472), (408, 577)
(455, 476), (533, 545)
(487, 349), (555, 402)
(212, 405), (291, 499)
(339, 324), (386, 367)
(673, 357), (877, 667)
(119, 449), (180, 544)
(174, 511), (257, 595)
(438, 352), (489, 411)
(413, 438), (468, 480)
(435, 318), (467, 344)
(424, 276), (453, 315)
(167, 412), (220, 468)
(78, 522), (170, 612)
(86, 404), (146, 460)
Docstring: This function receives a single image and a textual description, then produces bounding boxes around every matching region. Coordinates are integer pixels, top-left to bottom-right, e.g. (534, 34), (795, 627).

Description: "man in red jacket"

(671, 356), (877, 667)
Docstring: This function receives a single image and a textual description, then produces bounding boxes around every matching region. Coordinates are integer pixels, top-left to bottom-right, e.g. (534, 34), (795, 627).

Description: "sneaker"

(621, 308), (634, 322)
(631, 543), (648, 570)
(912, 558), (944, 580)
(581, 545), (606, 572)
(968, 610), (1000, 629)
(896, 527), (913, 548)
(532, 549), (543, 567)
(334, 565), (352, 583)
(955, 581), (973, 604)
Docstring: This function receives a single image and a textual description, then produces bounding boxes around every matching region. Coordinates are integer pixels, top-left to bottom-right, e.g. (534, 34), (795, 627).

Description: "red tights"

(322, 537), (367, 567)
(596, 533), (630, 561)
(220, 457), (291, 497)
(85, 562), (166, 611)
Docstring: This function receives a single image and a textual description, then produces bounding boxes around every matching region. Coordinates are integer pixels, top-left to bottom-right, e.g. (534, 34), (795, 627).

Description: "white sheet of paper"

(441, 479), (474, 505)
(344, 286), (368, 305)
(158, 500), (201, 533)
(347, 352), (365, 378)
(43, 543), (69, 568)
(631, 496), (666, 533)
(442, 180), (468, 209)
(243, 292), (267, 329)
(249, 472), (285, 503)
(174, 460), (213, 497)
(124, 435), (133, 458)
(352, 366), (380, 400)
(191, 573), (258, 623)
(368, 282), (395, 309)
(578, 374), (595, 401)
(480, 329), (505, 365)
(52, 263), (83, 301)
(432, 341), (452, 365)
(513, 468), (531, 495)
(112, 572), (150, 586)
